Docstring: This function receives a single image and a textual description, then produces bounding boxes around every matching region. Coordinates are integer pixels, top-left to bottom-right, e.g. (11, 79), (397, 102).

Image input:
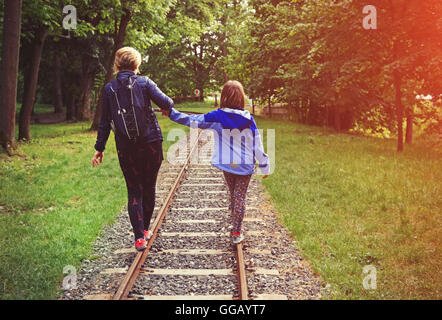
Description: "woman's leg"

(139, 141), (163, 231)
(117, 147), (145, 240)
(230, 174), (252, 234)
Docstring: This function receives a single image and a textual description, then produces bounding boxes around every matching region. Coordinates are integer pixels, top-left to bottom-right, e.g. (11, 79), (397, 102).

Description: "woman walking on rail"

(162, 81), (270, 244)
(91, 47), (174, 251)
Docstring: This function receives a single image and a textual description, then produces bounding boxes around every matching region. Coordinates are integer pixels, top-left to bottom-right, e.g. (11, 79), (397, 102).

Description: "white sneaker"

(232, 232), (245, 244)
(143, 230), (153, 240)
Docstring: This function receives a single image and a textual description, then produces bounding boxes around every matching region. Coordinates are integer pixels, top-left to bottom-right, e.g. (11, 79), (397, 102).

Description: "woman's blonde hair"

(220, 80), (245, 110)
(114, 47), (142, 73)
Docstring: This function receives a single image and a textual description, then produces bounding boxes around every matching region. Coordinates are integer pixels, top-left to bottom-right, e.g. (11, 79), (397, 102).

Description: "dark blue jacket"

(94, 71), (173, 152)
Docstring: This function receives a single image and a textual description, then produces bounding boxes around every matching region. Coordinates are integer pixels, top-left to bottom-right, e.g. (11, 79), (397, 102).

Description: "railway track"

(61, 128), (322, 302)
(88, 131), (284, 300)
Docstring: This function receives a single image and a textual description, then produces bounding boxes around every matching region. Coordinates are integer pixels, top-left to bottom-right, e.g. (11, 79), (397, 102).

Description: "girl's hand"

(92, 151), (103, 167)
(161, 109), (171, 117)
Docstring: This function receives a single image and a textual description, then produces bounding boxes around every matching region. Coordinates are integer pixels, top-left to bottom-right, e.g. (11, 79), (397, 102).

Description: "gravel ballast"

(61, 135), (323, 300)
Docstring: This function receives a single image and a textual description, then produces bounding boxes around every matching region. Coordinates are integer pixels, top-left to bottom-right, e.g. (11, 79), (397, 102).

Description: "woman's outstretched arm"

(145, 78), (174, 112)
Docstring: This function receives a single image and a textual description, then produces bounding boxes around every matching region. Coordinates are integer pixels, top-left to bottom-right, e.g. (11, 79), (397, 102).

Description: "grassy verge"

(15, 103), (55, 116)
(174, 100), (218, 115)
(256, 117), (441, 299)
(0, 115), (186, 299)
(2, 103), (439, 300)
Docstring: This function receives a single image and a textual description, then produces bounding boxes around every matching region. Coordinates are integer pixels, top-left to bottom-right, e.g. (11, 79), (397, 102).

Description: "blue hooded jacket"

(169, 107), (270, 175)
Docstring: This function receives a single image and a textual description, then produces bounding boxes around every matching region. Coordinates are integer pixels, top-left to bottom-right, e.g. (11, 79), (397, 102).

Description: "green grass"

(159, 98), (251, 115)
(151, 99), (216, 115)
(255, 117), (441, 299)
(2, 105), (440, 300)
(174, 100), (218, 115)
(15, 103), (55, 118)
(0, 115), (186, 299)
(14, 121), (91, 140)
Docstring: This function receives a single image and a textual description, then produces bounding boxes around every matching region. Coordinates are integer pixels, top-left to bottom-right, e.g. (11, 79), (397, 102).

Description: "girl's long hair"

(220, 80), (245, 110)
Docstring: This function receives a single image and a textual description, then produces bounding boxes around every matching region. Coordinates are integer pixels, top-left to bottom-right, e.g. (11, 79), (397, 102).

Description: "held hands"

(161, 109), (171, 117)
(91, 151), (103, 167)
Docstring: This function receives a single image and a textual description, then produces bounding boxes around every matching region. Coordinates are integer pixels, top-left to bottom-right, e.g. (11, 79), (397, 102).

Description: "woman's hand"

(91, 151), (103, 167)
(161, 109), (171, 117)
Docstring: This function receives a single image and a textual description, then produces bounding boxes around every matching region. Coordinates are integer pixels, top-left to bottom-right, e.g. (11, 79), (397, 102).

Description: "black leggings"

(117, 140), (163, 240)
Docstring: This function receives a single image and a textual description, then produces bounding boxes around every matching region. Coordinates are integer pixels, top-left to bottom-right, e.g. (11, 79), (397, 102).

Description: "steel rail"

(235, 243), (249, 300)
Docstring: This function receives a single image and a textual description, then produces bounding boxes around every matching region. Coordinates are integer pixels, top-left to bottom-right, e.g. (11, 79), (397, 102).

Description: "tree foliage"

(1, 0), (440, 151)
(241, 0), (441, 150)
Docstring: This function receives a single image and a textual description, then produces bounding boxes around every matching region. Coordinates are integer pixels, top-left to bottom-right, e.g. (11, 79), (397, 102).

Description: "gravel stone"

(60, 136), (322, 300)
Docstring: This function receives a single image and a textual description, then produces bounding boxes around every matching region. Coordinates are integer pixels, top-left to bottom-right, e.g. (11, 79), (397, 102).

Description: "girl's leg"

(117, 147), (145, 240)
(231, 174), (252, 234)
(223, 171), (236, 212)
(140, 141), (163, 231)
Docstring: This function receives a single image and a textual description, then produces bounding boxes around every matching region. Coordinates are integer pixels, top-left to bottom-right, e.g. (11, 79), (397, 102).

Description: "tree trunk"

(90, 7), (132, 130)
(66, 93), (75, 121)
(268, 95), (272, 118)
(333, 92), (341, 131)
(221, 3), (229, 84)
(325, 103), (330, 128)
(19, 26), (48, 141)
(306, 98), (311, 124)
(76, 74), (94, 121)
(54, 53), (63, 113)
(199, 87), (204, 102)
(0, 0), (22, 154)
(76, 55), (95, 121)
(298, 98), (304, 123)
(405, 107), (413, 145)
(394, 70), (404, 152)
(334, 105), (341, 132)
(391, 11), (404, 152)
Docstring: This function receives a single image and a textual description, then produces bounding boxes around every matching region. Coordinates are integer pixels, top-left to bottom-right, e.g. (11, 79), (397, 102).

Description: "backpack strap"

(109, 80), (124, 115)
(108, 78), (135, 139)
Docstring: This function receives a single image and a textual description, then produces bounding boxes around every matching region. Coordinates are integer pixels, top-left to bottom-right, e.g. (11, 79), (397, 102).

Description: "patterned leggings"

(117, 140), (163, 240)
(223, 171), (252, 234)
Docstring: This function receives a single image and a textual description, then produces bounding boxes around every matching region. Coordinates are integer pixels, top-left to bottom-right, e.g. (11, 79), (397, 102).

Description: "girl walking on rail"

(91, 47), (174, 251)
(162, 81), (270, 244)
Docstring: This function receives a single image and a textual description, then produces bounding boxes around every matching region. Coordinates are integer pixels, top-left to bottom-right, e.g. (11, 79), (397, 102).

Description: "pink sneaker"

(134, 238), (147, 251)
